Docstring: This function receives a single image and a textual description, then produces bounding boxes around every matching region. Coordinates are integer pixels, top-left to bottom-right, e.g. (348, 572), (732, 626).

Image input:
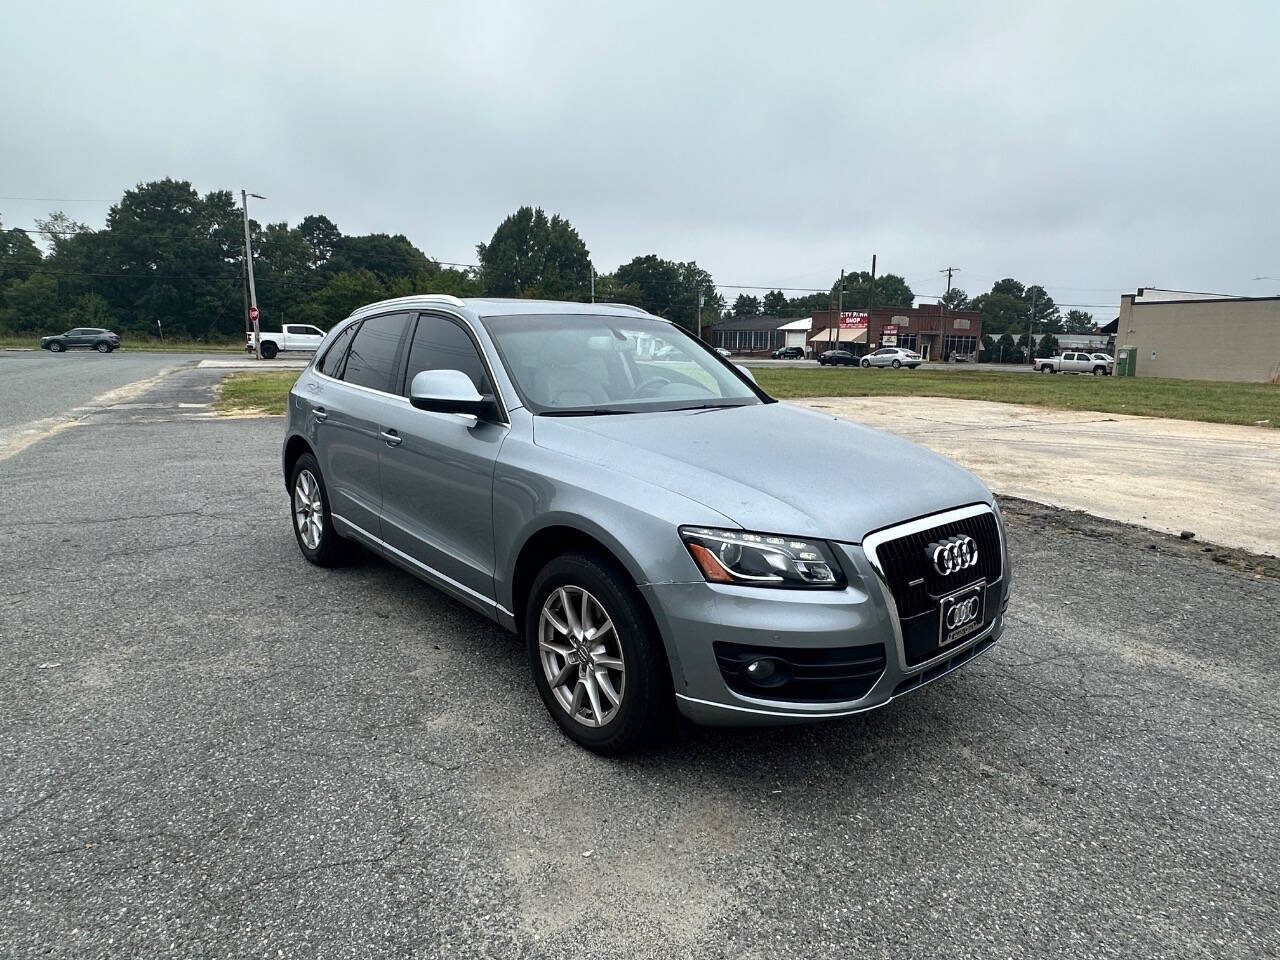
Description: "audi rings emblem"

(945, 595), (981, 629)
(928, 534), (979, 576)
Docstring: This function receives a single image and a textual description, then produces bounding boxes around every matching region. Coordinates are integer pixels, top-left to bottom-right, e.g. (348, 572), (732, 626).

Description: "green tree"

(1036, 333), (1060, 358)
(940, 287), (969, 311)
(95, 179), (243, 338)
(33, 211), (91, 256)
(298, 214), (342, 271)
(1, 217), (44, 285)
(779, 291), (834, 317)
(611, 254), (720, 331)
(1, 272), (59, 332)
(1064, 308), (1095, 333)
(476, 206), (592, 300)
(732, 293), (761, 316)
(830, 271), (914, 309)
(331, 233), (433, 283)
(1027, 285), (1062, 334)
(761, 289), (787, 315)
(993, 332), (1021, 363)
(66, 291), (115, 328)
(298, 270), (387, 327)
(968, 279), (1060, 338)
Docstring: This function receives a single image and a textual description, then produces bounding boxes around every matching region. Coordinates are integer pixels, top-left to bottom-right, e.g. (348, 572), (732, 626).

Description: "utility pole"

(1027, 287), (1038, 364)
(241, 190), (265, 360)
(590, 269), (596, 303)
(939, 266), (959, 360)
(866, 254), (876, 351)
(696, 290), (703, 339)
(241, 255), (251, 346)
(940, 266), (959, 295)
(834, 268), (845, 352)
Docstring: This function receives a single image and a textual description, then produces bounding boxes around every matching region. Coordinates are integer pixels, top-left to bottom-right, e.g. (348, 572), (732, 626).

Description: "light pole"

(1026, 287), (1038, 364)
(241, 190), (266, 360)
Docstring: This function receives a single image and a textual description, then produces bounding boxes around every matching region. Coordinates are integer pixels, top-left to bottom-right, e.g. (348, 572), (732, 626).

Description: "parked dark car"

(817, 349), (857, 366)
(772, 346), (805, 359)
(40, 328), (120, 353)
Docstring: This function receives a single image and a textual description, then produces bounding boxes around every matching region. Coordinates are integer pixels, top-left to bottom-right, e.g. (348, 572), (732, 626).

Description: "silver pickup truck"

(1034, 352), (1112, 375)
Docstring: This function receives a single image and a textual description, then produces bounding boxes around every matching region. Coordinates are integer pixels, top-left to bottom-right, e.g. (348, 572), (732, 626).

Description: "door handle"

(380, 429), (403, 447)
(314, 407), (328, 423)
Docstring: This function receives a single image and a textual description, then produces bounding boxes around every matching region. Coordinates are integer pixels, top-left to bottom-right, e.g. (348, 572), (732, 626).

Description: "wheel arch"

(283, 434), (314, 491)
(508, 520), (681, 693)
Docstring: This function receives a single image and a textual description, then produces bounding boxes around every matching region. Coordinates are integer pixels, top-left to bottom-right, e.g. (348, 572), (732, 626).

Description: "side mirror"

(409, 369), (495, 418)
(735, 364), (757, 384)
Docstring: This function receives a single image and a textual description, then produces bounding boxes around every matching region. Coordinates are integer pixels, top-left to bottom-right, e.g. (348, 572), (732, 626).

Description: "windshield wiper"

(539, 408), (638, 417)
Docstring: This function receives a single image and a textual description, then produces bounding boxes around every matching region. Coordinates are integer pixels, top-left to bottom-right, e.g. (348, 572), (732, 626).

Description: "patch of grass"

(0, 334), (245, 353)
(216, 370), (300, 416)
(753, 368), (1279, 427)
(213, 365), (1280, 426)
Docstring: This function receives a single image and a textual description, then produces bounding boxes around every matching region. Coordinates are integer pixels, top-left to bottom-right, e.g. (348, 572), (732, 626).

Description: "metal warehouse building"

(1117, 289), (1280, 382)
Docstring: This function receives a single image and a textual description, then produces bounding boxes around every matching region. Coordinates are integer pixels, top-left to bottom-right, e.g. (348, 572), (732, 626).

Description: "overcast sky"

(3, 1), (1278, 315)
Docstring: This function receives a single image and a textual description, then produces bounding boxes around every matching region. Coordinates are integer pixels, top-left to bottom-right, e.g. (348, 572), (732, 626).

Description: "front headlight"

(679, 527), (846, 589)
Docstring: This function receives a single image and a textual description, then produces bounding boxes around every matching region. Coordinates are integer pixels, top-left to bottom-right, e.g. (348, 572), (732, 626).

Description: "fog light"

(744, 657), (787, 687)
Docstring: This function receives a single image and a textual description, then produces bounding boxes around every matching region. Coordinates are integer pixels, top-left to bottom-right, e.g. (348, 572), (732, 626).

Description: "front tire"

(861, 358), (871, 368)
(49, 341), (65, 353)
(1093, 366), (1106, 376)
(290, 453), (349, 566)
(1040, 366), (1052, 373)
(525, 551), (672, 755)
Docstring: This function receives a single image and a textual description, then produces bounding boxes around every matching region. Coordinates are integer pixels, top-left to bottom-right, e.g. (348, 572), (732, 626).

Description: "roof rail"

(594, 301), (650, 315)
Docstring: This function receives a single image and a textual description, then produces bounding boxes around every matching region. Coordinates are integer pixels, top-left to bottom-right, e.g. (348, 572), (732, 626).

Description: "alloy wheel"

(538, 585), (625, 727)
(293, 469), (324, 550)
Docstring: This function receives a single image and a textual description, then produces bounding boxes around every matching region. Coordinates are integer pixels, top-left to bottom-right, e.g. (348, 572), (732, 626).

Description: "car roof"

(346, 295), (660, 322)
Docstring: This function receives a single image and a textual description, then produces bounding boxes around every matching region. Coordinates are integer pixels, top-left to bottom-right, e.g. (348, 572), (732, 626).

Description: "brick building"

(807, 304), (983, 361)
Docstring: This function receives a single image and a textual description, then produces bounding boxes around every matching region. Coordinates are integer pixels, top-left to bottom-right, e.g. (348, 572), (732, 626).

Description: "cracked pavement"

(0, 368), (1277, 958)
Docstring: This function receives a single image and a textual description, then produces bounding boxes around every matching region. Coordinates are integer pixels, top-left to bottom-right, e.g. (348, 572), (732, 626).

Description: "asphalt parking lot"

(2, 362), (1277, 958)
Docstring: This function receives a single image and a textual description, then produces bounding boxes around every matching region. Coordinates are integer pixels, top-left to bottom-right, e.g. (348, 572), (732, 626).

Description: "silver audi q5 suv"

(282, 296), (1010, 753)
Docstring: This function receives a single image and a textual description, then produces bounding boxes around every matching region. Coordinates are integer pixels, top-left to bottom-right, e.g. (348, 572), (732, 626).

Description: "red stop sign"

(249, 306), (260, 323)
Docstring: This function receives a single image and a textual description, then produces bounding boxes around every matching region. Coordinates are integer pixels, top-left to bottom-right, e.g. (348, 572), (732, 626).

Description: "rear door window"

(342, 313), (410, 392)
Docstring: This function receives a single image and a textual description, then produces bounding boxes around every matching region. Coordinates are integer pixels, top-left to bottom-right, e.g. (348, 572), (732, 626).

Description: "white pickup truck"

(245, 324), (327, 359)
(1034, 351), (1112, 375)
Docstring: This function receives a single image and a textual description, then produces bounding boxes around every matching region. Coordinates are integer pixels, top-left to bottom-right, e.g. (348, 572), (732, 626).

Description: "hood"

(532, 402), (993, 543)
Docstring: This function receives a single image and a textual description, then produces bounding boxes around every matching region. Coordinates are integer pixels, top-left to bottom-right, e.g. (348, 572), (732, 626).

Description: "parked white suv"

(246, 324), (327, 359)
(1034, 352), (1111, 375)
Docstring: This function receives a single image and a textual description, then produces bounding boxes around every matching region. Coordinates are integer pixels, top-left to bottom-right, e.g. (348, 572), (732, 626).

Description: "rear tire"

(525, 551), (672, 755)
(95, 341), (113, 353)
(261, 341), (279, 360)
(289, 453), (350, 567)
(891, 358), (901, 368)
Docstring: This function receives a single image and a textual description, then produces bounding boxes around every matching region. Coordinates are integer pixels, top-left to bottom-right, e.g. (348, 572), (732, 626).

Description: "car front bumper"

(640, 540), (1008, 727)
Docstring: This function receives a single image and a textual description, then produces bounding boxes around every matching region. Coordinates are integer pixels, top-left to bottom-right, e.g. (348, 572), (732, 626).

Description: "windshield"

(481, 313), (766, 414)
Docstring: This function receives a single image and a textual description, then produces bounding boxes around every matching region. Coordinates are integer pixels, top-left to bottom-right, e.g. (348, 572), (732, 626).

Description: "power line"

(0, 195), (113, 203)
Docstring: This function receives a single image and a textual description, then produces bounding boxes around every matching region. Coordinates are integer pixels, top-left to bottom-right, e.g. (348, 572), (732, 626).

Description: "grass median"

(216, 370), (301, 416)
(0, 335), (244, 353)
(213, 366), (1278, 427)
(752, 368), (1278, 427)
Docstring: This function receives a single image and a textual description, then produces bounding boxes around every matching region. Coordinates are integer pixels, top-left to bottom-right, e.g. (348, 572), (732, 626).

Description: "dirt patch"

(1001, 497), (1280, 581)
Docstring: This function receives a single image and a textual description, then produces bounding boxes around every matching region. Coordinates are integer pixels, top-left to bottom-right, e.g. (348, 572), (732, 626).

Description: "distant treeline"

(0, 177), (1093, 341)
